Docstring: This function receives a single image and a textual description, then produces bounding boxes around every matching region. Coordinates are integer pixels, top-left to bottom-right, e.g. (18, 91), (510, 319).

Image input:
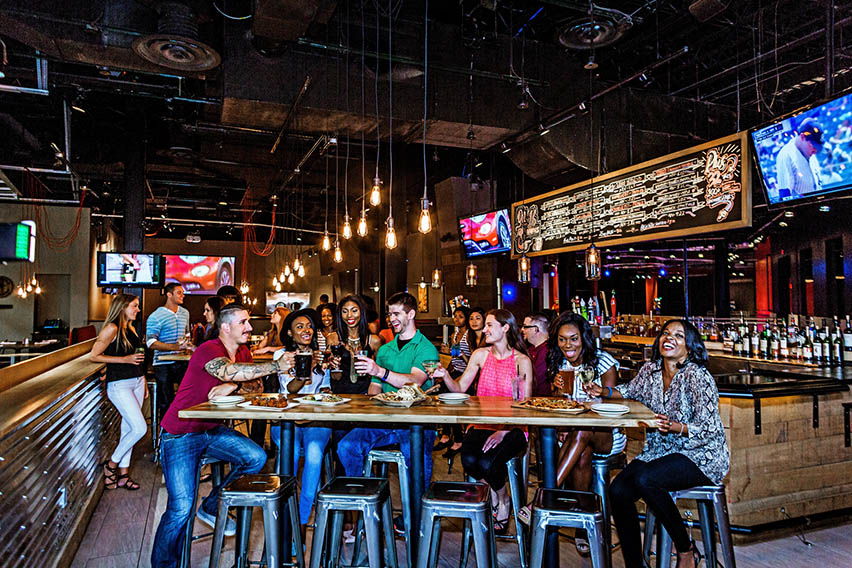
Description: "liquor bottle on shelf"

(709, 318), (719, 342)
(759, 325), (769, 359)
(751, 325), (761, 358)
(832, 328), (843, 367)
(802, 329), (814, 364)
(820, 322), (831, 366)
(788, 327), (799, 361)
(733, 328), (744, 357)
(843, 315), (852, 366)
(811, 325), (823, 365)
(770, 324), (780, 360)
(742, 325), (751, 357)
(779, 322), (789, 359)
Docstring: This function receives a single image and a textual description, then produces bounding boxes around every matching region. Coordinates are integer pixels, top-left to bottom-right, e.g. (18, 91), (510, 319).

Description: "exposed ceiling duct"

(132, 1), (221, 71)
(557, 5), (633, 50)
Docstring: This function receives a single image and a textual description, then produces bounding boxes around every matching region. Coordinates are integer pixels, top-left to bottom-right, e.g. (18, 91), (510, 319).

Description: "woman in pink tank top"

(434, 309), (533, 534)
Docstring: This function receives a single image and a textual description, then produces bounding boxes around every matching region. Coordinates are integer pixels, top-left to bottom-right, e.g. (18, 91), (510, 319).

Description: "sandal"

(116, 474), (140, 491)
(102, 461), (119, 490)
(493, 516), (510, 536)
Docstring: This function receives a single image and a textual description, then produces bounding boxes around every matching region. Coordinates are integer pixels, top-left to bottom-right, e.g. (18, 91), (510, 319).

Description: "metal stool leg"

(363, 503), (383, 568)
(587, 516), (611, 568)
(209, 496), (231, 568)
(329, 510), (345, 568)
(529, 517), (547, 568)
(309, 504), (330, 568)
(508, 456), (529, 568)
(697, 500), (717, 567)
(415, 509), (437, 568)
(262, 499), (283, 568)
(381, 494), (399, 568)
(459, 518), (472, 568)
(592, 460), (611, 552)
(235, 507), (253, 568)
(657, 522), (673, 568)
(643, 508), (656, 567)
(428, 519), (442, 568)
(713, 491), (736, 568)
(288, 492), (306, 568)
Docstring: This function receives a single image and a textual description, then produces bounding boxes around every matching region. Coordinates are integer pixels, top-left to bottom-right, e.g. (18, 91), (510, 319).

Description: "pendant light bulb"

(357, 210), (369, 237)
(31, 276), (37, 285)
(518, 254), (531, 283)
(585, 243), (602, 281)
(284, 264), (291, 277)
(279, 270), (285, 282)
(297, 264), (305, 277)
(287, 272), (295, 285)
(466, 262), (478, 287)
(321, 230), (332, 251)
(369, 177), (382, 207)
(417, 196), (432, 234)
(333, 240), (343, 263)
(293, 255), (301, 271)
(239, 281), (250, 295)
(385, 217), (397, 249)
(26, 283), (33, 293)
(431, 268), (442, 289)
(35, 286), (42, 294)
(274, 282), (282, 292)
(342, 215), (353, 240)
(272, 276), (278, 286)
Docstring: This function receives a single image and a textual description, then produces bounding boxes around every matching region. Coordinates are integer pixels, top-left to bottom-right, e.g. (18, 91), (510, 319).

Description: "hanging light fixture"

(342, 215), (353, 239)
(431, 268), (442, 289)
(518, 254), (530, 283)
(287, 272), (295, 285)
(333, 239), (343, 263)
(466, 262), (478, 287)
(417, 8), (431, 236)
(279, 269), (285, 282)
(274, 281), (282, 292)
(293, 254), (301, 271)
(357, 209), (369, 237)
(239, 281), (250, 295)
(284, 263), (291, 277)
(419, 276), (427, 289)
(35, 285), (42, 294)
(385, 217), (397, 249)
(297, 264), (305, 278)
(585, 244), (602, 280)
(321, 230), (332, 251)
(418, 196), (432, 234)
(272, 275), (279, 286)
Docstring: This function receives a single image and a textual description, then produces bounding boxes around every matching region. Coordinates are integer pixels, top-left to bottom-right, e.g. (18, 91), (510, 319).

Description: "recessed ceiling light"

(779, 221), (788, 227)
(784, 211), (794, 218)
(819, 205), (830, 212)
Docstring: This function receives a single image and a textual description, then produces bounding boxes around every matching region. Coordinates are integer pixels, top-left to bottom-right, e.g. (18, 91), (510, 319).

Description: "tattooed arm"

(204, 356), (290, 383)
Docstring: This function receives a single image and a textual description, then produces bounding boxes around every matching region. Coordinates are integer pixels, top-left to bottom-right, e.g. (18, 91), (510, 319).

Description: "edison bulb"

(287, 272), (295, 284)
(321, 230), (332, 251)
(385, 217), (397, 249)
(35, 286), (41, 294)
(342, 216), (353, 240)
(369, 177), (382, 207)
(274, 282), (282, 292)
(284, 264), (291, 277)
(26, 283), (33, 293)
(418, 197), (432, 234)
(297, 265), (305, 277)
(431, 268), (442, 289)
(273, 276), (278, 286)
(333, 241), (343, 263)
(419, 278), (427, 289)
(293, 256), (301, 271)
(357, 211), (368, 237)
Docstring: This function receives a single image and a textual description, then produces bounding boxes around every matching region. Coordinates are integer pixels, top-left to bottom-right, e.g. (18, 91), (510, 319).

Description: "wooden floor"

(71, 432), (852, 568)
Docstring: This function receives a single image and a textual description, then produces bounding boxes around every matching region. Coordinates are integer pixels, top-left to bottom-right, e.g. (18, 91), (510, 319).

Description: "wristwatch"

(381, 368), (390, 382)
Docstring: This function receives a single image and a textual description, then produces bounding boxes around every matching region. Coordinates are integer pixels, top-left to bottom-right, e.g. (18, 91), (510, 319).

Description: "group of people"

(91, 283), (729, 568)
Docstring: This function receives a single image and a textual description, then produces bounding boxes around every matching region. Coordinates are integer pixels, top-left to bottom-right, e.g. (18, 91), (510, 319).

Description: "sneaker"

(517, 505), (531, 526)
(196, 507), (236, 537)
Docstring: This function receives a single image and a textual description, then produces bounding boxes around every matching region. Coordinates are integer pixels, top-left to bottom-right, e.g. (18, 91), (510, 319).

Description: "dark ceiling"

(0, 0), (850, 248)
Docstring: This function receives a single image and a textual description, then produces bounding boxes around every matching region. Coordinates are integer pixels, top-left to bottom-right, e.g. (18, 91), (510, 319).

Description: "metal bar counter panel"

(0, 355), (115, 568)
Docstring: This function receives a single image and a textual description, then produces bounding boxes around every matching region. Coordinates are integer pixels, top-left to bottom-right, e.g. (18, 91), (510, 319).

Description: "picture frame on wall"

(417, 285), (429, 313)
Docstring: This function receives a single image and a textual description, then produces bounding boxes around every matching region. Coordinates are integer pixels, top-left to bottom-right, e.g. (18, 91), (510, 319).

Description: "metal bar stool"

(591, 452), (626, 553)
(529, 488), (610, 568)
(354, 448), (413, 566)
(179, 458), (225, 568)
(642, 484), (736, 568)
(146, 379), (159, 463)
(310, 477), (398, 568)
(209, 474), (305, 568)
(416, 481), (497, 568)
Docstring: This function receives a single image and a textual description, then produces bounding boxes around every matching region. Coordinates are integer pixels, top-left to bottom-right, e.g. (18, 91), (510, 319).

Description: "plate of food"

(372, 384), (429, 407)
(437, 393), (470, 405)
(296, 393), (350, 406)
(590, 403), (630, 416)
(238, 394), (299, 411)
(513, 397), (588, 414)
(209, 395), (245, 406)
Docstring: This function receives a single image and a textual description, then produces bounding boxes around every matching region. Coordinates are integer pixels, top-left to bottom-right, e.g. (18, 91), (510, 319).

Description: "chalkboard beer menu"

(511, 132), (751, 257)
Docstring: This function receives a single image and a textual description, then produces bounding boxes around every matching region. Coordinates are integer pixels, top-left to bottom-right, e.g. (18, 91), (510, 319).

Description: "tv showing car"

(458, 209), (512, 257)
(751, 90), (852, 207)
(97, 252), (165, 287)
(164, 255), (235, 294)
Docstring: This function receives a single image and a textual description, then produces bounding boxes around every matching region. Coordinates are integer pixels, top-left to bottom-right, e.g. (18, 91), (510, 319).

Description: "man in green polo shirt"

(338, 292), (439, 484)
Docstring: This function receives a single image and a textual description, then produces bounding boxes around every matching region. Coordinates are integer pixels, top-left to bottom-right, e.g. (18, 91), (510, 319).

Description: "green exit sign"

(0, 222), (35, 261)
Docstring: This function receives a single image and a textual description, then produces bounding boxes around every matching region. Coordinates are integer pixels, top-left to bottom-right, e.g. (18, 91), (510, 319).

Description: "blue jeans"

(271, 424), (332, 525)
(337, 427), (437, 493)
(150, 426), (267, 568)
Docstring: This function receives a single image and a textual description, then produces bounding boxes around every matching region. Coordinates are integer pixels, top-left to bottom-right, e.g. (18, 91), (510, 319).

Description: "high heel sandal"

(102, 461), (119, 490)
(116, 474), (141, 491)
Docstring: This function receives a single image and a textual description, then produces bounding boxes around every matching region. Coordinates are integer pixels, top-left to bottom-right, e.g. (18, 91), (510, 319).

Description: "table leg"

(540, 426), (558, 568)
(410, 424), (424, 564)
(278, 421), (295, 560)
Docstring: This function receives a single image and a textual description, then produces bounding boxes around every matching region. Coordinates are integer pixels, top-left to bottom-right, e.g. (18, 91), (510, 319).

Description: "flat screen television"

(164, 255), (235, 295)
(458, 208), (512, 257)
(751, 90), (852, 207)
(97, 252), (165, 287)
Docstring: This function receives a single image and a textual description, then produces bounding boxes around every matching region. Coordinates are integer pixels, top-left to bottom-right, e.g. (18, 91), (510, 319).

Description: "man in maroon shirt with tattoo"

(522, 312), (552, 396)
(152, 304), (294, 568)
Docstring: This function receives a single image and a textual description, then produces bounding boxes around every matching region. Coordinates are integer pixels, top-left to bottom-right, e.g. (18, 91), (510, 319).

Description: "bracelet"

(381, 368), (390, 382)
(679, 422), (685, 435)
(607, 386), (613, 398)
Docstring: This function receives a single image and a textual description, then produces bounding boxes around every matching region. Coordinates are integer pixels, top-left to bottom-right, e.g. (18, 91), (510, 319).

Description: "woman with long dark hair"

(545, 311), (622, 554)
(202, 296), (226, 341)
(432, 309), (533, 534)
(253, 306), (289, 354)
(463, 307), (487, 356)
(584, 319), (728, 568)
(270, 308), (331, 541)
(327, 295), (382, 394)
(89, 294), (147, 491)
(317, 302), (336, 352)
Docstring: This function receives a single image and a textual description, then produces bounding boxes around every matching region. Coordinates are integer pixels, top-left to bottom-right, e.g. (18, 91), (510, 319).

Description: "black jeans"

(461, 427), (527, 491)
(610, 453), (712, 568)
(153, 363), (187, 418)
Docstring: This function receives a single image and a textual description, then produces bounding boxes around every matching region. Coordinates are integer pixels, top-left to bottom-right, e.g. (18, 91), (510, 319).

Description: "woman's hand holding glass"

(583, 381), (604, 398)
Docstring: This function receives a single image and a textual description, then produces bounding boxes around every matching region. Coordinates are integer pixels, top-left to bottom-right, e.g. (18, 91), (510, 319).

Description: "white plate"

(591, 403), (630, 416)
(237, 400), (299, 411)
(209, 395), (245, 405)
(437, 393), (470, 405)
(296, 395), (351, 406)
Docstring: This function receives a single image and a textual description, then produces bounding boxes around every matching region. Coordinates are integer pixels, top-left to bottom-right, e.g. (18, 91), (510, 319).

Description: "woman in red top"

(433, 309), (533, 533)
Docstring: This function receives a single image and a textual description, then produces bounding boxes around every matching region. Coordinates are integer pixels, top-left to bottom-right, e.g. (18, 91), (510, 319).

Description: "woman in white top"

(269, 308), (331, 542)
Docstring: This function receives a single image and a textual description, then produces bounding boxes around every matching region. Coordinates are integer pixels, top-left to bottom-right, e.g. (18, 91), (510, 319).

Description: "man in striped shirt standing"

(146, 282), (193, 418)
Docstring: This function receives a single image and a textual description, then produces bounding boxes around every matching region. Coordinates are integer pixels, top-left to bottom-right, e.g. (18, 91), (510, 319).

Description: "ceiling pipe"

(270, 75), (312, 154)
(92, 212), (326, 234)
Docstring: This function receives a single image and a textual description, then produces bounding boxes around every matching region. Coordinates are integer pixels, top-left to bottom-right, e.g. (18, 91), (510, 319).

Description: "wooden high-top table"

(181, 395), (654, 567)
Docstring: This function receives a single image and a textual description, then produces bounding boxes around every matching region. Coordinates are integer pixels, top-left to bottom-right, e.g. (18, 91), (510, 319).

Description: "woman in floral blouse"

(584, 319), (729, 568)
